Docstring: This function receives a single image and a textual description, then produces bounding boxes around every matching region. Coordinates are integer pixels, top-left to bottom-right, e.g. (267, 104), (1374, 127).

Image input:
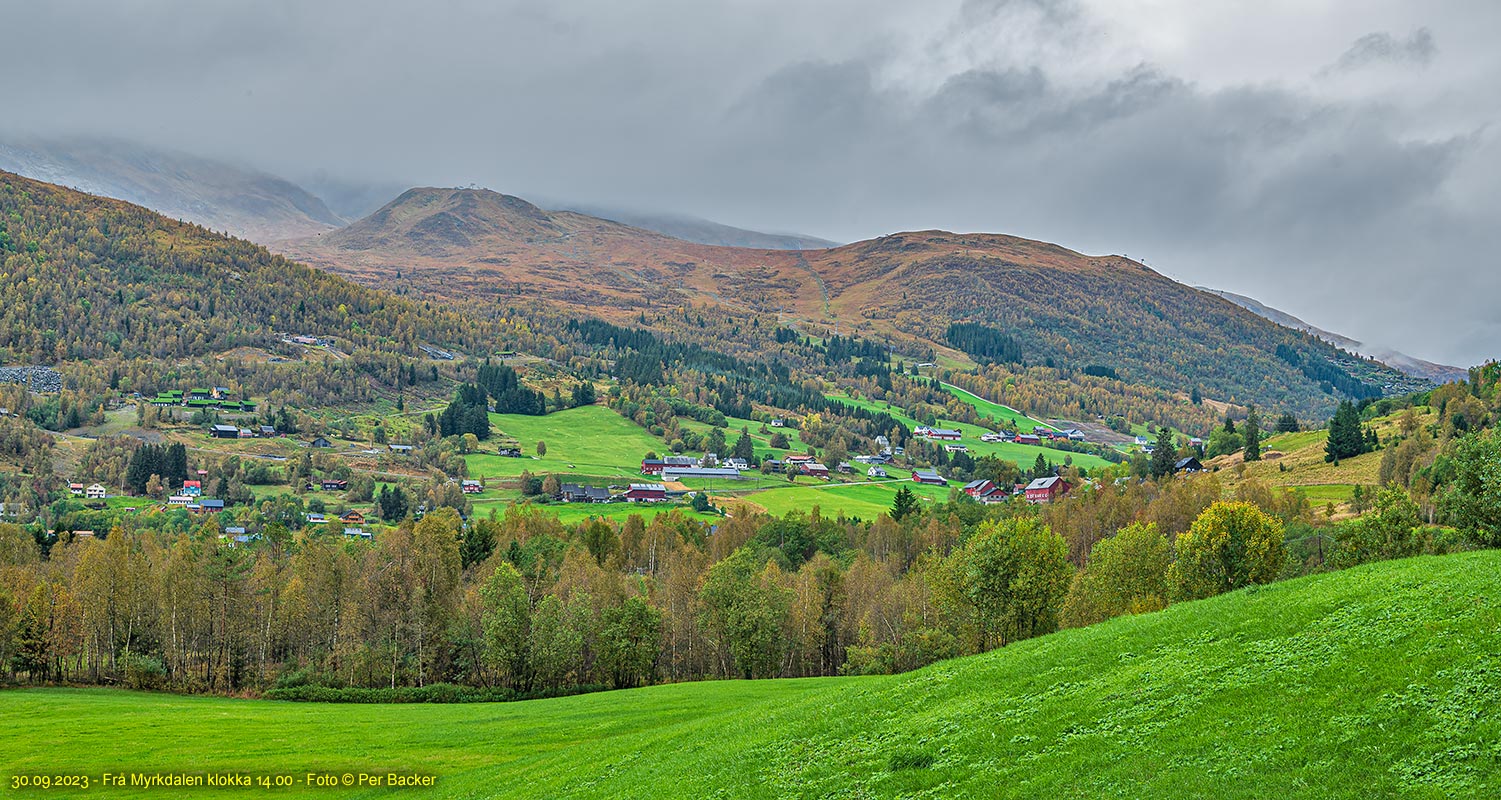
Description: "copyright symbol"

(342, 774), (354, 786)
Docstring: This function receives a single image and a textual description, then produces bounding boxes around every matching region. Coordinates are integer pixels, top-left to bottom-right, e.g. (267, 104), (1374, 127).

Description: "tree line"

(5, 427), (1497, 696)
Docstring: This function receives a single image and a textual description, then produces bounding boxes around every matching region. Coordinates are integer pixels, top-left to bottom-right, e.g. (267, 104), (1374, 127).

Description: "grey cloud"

(0, 0), (1496, 366)
(1327, 28), (1438, 73)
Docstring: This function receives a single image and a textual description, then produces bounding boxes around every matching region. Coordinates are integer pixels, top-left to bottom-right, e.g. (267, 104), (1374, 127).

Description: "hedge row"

(262, 682), (609, 704)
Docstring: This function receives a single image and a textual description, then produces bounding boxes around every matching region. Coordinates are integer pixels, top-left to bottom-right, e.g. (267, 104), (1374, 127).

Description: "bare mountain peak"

(309, 184), (662, 258)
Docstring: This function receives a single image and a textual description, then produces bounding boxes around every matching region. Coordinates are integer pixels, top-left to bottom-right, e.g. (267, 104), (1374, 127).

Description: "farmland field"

(3, 550), (1497, 798)
(465, 405), (670, 480)
(745, 477), (952, 518)
(826, 392), (1114, 470)
(1289, 484), (1359, 504)
(940, 382), (1054, 430)
(467, 499), (720, 525)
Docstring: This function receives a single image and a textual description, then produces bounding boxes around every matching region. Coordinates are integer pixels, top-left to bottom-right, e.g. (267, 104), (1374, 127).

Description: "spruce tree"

(1325, 401), (1364, 462)
(732, 432), (755, 463)
(1150, 426), (1176, 478)
(890, 486), (918, 521)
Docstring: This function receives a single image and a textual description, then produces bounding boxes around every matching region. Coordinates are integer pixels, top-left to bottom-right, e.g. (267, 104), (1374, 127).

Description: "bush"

(272, 667), (315, 690)
(122, 654), (167, 691)
(1171, 501), (1284, 600)
(1061, 522), (1172, 628)
(262, 683), (608, 704)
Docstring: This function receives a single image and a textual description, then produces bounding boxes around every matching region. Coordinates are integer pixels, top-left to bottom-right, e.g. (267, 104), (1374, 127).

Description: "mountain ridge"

(551, 202), (840, 250)
(0, 137), (344, 242)
(1200, 287), (1468, 383)
(280, 187), (1419, 417)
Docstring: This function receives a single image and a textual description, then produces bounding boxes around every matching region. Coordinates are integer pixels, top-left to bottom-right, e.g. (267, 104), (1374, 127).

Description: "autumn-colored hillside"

(279, 187), (815, 318)
(0, 170), (490, 365)
(281, 189), (1412, 417)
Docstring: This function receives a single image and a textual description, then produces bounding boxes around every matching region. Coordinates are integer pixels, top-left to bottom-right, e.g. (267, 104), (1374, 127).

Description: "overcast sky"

(5, 0), (1499, 366)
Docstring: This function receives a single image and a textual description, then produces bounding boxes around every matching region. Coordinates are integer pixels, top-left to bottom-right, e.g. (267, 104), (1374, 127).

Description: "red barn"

(641, 459), (666, 475)
(799, 462), (830, 478)
(962, 479), (999, 499)
(623, 483), (667, 502)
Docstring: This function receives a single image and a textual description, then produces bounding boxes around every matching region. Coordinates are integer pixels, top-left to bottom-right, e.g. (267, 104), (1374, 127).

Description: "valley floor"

(4, 550), (1498, 799)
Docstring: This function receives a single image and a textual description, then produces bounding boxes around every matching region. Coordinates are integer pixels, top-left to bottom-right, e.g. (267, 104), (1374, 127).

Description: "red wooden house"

(1024, 476), (1070, 504)
(962, 479), (1000, 499)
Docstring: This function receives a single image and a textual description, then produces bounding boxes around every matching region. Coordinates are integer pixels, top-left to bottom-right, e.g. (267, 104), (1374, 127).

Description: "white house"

(86, 484), (108, 500)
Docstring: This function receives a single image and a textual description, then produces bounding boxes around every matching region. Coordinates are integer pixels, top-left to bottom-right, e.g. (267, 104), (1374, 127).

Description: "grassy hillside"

(746, 477), (951, 518)
(828, 391), (1114, 470)
(942, 381), (1055, 430)
(6, 550), (1496, 798)
(1211, 407), (1436, 509)
(464, 406), (669, 481)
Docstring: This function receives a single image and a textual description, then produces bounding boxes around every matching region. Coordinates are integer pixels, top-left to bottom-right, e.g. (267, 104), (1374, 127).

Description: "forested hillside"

(0, 170), (488, 364)
(284, 191), (1416, 419)
(804, 231), (1415, 417)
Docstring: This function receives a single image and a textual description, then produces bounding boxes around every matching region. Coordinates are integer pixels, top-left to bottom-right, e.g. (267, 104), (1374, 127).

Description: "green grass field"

(826, 392), (1113, 471)
(3, 550), (1496, 798)
(468, 499), (721, 526)
(1289, 484), (1359, 504)
(465, 406), (669, 481)
(940, 382), (1053, 430)
(746, 478), (951, 518)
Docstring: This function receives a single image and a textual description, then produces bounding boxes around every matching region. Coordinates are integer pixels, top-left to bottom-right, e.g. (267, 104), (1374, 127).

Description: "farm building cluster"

(210, 423), (279, 439)
(958, 476), (1073, 504)
(641, 454), (760, 479)
(151, 387), (258, 413)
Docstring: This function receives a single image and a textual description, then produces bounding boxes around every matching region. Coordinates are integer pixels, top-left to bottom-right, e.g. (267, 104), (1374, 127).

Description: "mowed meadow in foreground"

(4, 550), (1498, 799)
